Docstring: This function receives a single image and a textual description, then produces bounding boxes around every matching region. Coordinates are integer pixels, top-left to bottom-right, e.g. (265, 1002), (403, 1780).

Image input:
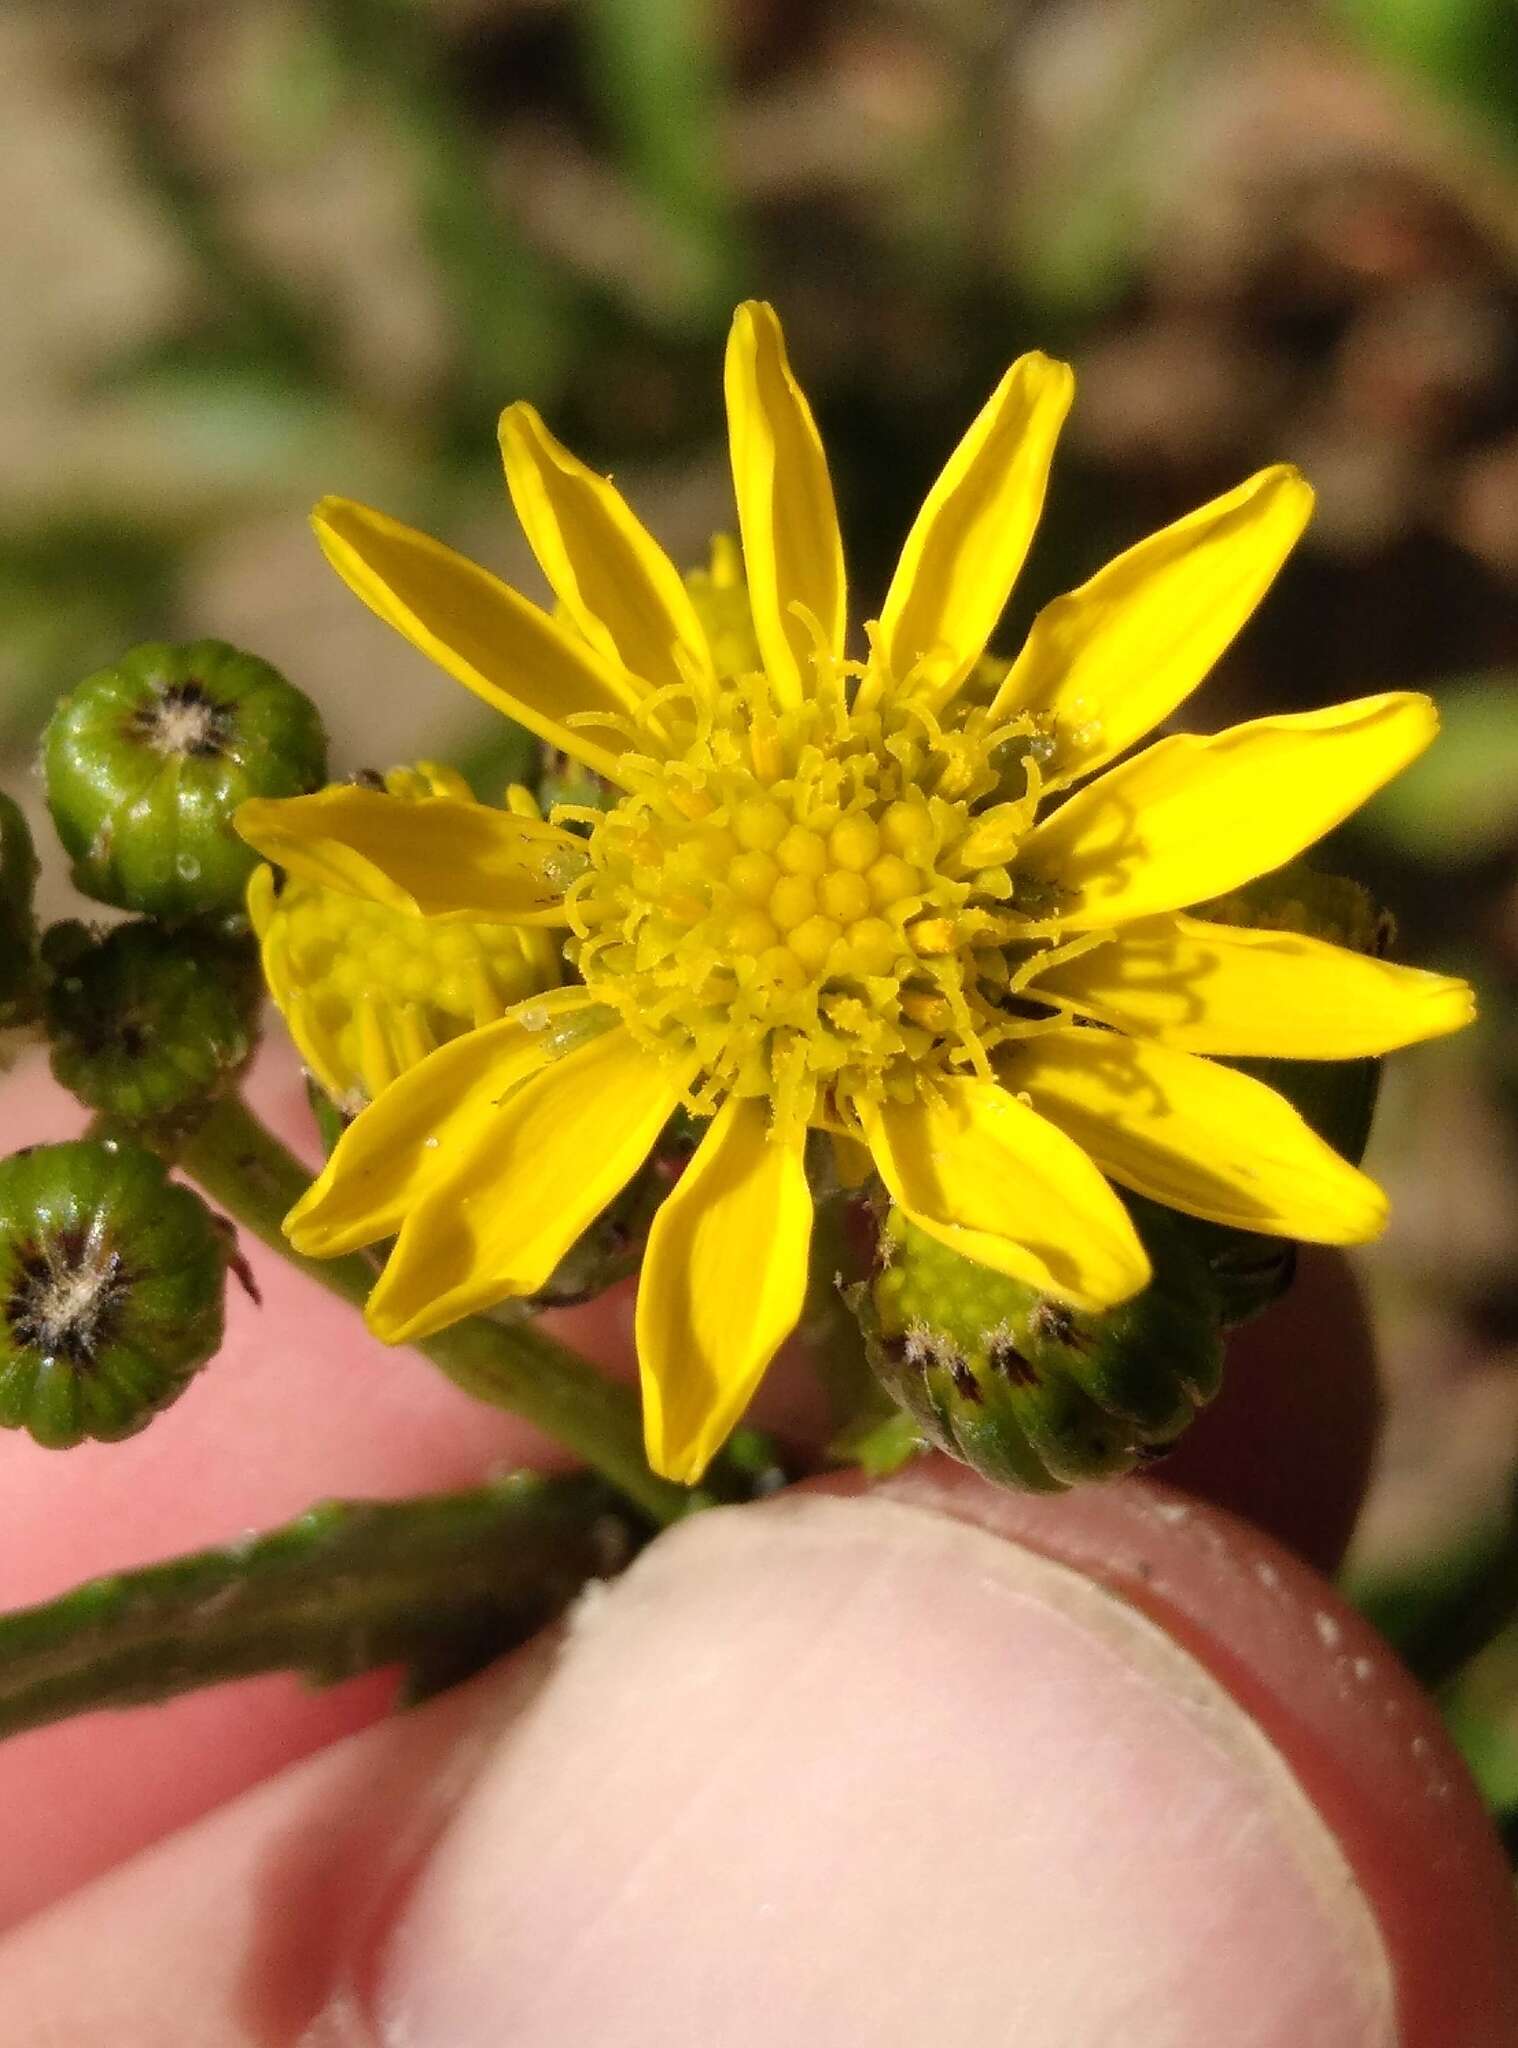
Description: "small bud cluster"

(0, 638), (329, 1449)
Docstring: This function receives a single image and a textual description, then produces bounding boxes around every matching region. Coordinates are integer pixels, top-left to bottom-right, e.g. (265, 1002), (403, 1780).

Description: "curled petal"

(285, 989), (604, 1257)
(365, 1029), (696, 1343)
(235, 786), (584, 924)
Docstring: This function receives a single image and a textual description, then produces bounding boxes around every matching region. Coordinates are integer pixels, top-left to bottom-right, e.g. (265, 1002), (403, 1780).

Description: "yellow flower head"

(237, 301), (1473, 1483)
(247, 762), (560, 1112)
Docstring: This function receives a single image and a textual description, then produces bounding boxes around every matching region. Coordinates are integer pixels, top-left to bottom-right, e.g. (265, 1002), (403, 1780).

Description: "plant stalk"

(179, 1093), (698, 1526)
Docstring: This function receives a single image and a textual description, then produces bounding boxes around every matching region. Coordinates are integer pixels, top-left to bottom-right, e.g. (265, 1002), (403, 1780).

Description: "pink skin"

(0, 1044), (1513, 2041)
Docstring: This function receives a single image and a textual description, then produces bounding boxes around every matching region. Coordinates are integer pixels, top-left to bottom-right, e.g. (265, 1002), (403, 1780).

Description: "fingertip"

(3, 1470), (1514, 2046)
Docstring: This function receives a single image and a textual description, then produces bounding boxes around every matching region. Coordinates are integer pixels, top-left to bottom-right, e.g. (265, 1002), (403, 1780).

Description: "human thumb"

(2, 1464), (1515, 2046)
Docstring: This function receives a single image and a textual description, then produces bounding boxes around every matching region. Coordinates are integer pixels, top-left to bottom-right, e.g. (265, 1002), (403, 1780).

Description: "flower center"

(6, 1225), (130, 1368)
(565, 662), (1064, 1131)
(129, 680), (234, 760)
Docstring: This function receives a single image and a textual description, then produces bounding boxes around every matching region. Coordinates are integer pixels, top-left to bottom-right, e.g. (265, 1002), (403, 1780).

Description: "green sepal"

(0, 1139), (229, 1447)
(0, 1473), (641, 1739)
(43, 918), (262, 1125)
(0, 792), (41, 1023)
(43, 639), (327, 918)
(854, 1201), (1224, 1493)
(306, 1072), (350, 1160)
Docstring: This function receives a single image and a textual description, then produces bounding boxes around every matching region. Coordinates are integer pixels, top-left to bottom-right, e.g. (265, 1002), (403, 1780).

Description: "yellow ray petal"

(877, 352), (1073, 701)
(992, 466), (1314, 785)
(365, 1029), (697, 1343)
(637, 1097), (812, 1484)
(1004, 1027), (1387, 1243)
(1032, 912), (1476, 1057)
(312, 497), (646, 786)
(286, 989), (604, 1257)
(499, 402), (713, 695)
(235, 786), (584, 924)
(724, 301), (846, 706)
(1020, 693), (1438, 930)
(856, 1079), (1150, 1311)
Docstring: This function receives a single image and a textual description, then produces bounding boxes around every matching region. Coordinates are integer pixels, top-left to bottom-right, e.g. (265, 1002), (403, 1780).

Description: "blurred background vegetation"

(2, 0), (1516, 1812)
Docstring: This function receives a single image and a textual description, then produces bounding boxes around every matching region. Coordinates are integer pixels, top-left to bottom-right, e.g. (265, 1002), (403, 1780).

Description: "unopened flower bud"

(43, 640), (327, 919)
(249, 764), (561, 1115)
(43, 919), (261, 1123)
(0, 1139), (229, 1447)
(855, 1204), (1223, 1492)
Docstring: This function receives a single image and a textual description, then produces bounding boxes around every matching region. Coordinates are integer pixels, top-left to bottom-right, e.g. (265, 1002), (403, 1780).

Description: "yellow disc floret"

(564, 658), (1075, 1135)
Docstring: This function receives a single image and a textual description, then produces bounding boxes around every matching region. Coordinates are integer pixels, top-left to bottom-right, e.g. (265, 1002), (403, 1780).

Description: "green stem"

(179, 1094), (696, 1526)
(0, 1474), (636, 1739)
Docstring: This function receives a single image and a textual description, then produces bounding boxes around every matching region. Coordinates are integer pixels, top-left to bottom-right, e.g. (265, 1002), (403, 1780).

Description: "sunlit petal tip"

(361, 1294), (430, 1347)
(1024, 691), (1447, 930)
(232, 794), (301, 858)
(497, 399), (712, 695)
(310, 493), (350, 536)
(1007, 1030), (1393, 1248)
(877, 349), (1074, 698)
(283, 1172), (348, 1257)
(993, 459), (1321, 784)
(307, 493), (645, 785)
(724, 299), (846, 705)
(1337, 1177), (1390, 1245)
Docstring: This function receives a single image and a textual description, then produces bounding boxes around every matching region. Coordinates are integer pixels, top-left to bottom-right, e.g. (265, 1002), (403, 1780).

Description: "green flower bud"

(854, 1203), (1223, 1493)
(44, 919), (261, 1123)
(0, 793), (40, 1023)
(0, 1140), (229, 1447)
(43, 640), (327, 919)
